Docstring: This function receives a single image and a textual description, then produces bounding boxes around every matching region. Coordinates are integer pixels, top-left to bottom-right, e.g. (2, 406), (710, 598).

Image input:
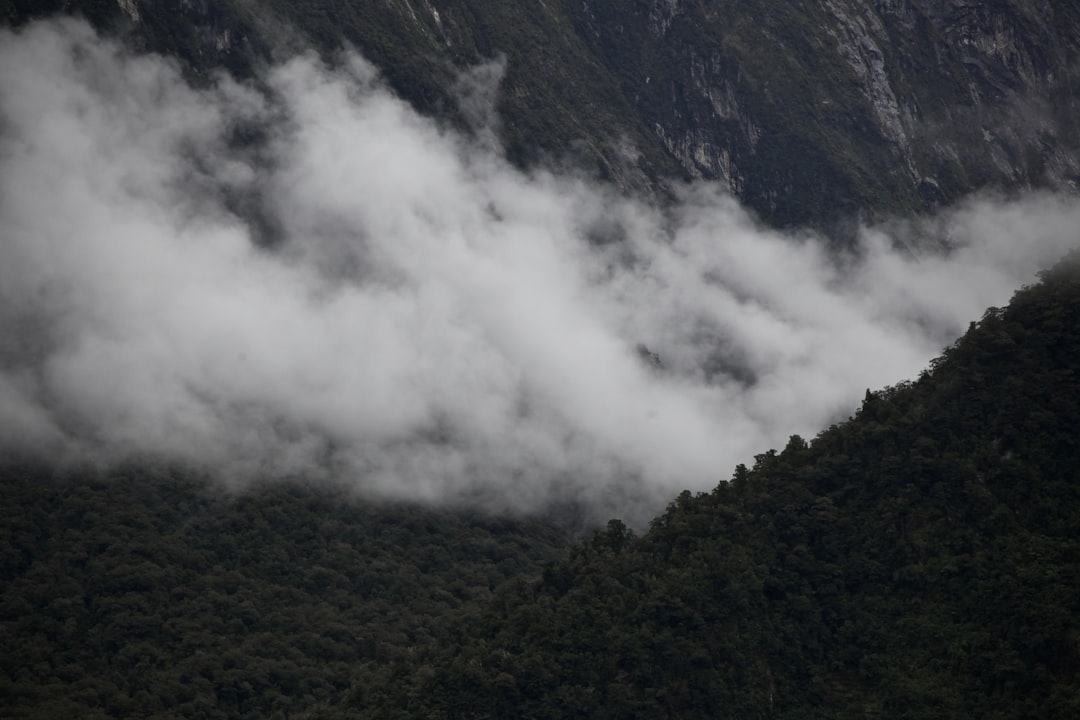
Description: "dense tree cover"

(2, 254), (1079, 718)
(369, 251), (1080, 719)
(0, 469), (567, 718)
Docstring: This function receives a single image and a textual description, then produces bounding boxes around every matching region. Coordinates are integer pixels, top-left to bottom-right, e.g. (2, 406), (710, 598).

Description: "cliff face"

(569, 0), (1080, 226)
(4, 0), (1079, 230)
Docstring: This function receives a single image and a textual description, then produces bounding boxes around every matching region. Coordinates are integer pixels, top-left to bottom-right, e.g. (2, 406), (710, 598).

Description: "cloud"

(1, 19), (1077, 522)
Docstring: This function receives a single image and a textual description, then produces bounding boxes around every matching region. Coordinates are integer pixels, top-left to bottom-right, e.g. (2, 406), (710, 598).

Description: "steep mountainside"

(2, 4), (1080, 718)
(371, 249), (1080, 719)
(571, 0), (1080, 226)
(2, 252), (1077, 719)
(4, 0), (1079, 230)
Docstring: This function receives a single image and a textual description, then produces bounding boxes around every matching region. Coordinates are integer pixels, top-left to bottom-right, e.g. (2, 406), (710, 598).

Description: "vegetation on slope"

(3, 255), (1079, 718)
(369, 250), (1080, 719)
(0, 470), (568, 719)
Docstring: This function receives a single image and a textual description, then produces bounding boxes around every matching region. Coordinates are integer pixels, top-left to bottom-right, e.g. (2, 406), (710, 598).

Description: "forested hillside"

(369, 251), (1080, 719)
(3, 253), (1078, 718)
(2, 3), (1080, 718)
(0, 470), (568, 718)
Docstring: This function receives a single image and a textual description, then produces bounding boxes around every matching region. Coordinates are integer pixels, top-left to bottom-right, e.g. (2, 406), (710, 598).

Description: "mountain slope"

(570, 0), (1080, 227)
(4, 0), (1079, 230)
(378, 250), (1080, 719)
(4, 251), (1077, 719)
(0, 469), (568, 719)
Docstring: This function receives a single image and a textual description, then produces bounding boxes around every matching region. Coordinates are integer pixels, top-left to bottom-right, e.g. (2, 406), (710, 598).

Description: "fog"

(1, 20), (1077, 521)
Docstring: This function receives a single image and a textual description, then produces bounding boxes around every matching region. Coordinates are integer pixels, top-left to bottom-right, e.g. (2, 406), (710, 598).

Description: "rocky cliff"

(4, 0), (1078, 231)
(570, 0), (1080, 227)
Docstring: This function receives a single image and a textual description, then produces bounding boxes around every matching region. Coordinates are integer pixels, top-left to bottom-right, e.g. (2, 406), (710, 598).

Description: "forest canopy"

(3, 253), (1079, 718)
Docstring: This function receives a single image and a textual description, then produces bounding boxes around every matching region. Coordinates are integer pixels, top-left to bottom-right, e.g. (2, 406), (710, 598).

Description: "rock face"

(569, 0), (1080, 227)
(4, 0), (1079, 230)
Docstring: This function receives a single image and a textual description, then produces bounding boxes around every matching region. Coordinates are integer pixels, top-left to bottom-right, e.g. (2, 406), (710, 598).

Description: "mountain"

(4, 0), (1079, 231)
(2, 251), (1078, 719)
(370, 249), (1080, 719)
(3, 4), (1080, 718)
(0, 467), (569, 718)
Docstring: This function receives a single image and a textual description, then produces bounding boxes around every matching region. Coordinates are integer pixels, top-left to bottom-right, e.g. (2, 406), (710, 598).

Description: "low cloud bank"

(1, 20), (1077, 520)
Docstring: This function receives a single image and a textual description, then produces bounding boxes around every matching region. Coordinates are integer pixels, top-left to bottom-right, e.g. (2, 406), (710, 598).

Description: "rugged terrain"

(2, 3), (1080, 718)
(4, 0), (1079, 230)
(3, 251), (1078, 719)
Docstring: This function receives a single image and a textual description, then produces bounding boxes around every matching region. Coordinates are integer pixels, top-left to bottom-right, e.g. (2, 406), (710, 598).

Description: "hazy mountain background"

(1, 1), (1079, 718)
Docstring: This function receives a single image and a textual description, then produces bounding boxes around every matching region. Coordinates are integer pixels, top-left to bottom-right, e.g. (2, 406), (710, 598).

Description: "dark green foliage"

(0, 468), (567, 719)
(371, 251), (1080, 719)
(2, 259), (1079, 718)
